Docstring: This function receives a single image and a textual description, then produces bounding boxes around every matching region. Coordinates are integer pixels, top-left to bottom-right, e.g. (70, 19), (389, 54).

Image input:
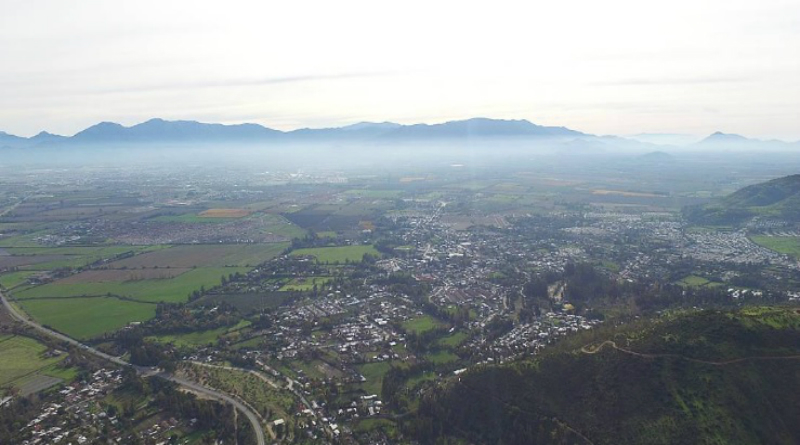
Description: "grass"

(437, 331), (469, 348)
(358, 362), (393, 395)
(15, 267), (249, 303)
(750, 235), (800, 259)
(0, 335), (67, 390)
(290, 245), (380, 264)
(279, 276), (331, 291)
(0, 271), (36, 289)
(678, 275), (710, 286)
(18, 297), (157, 340)
(426, 350), (459, 365)
(149, 320), (251, 348)
(402, 315), (444, 335)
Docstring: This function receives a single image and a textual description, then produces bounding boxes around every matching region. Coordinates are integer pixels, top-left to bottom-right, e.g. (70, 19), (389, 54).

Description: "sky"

(1, 0), (799, 140)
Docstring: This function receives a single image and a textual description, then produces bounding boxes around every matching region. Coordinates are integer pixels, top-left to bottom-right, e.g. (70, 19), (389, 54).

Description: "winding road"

(0, 290), (266, 445)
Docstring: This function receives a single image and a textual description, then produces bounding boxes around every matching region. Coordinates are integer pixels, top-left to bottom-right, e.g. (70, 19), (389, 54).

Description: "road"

(0, 290), (266, 445)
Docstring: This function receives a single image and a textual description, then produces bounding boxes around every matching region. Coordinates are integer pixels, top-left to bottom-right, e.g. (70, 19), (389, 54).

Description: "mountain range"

(1, 117), (798, 150)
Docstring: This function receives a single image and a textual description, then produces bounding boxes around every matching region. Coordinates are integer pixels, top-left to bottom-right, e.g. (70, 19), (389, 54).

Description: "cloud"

(591, 76), (755, 87)
(90, 72), (395, 95)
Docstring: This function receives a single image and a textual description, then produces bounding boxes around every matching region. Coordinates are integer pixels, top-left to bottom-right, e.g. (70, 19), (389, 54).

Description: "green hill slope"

(410, 307), (800, 445)
(685, 174), (800, 225)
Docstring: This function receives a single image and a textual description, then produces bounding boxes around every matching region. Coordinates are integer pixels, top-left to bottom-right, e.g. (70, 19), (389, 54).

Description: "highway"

(0, 290), (266, 445)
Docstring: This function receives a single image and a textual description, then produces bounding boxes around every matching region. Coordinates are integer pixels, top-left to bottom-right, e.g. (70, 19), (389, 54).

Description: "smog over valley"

(1, 2), (800, 445)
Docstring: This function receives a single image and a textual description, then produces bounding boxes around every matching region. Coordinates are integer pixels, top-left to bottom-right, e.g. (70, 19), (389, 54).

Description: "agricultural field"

(290, 245), (380, 264)
(750, 235), (800, 259)
(18, 297), (158, 340)
(0, 271), (36, 289)
(199, 208), (251, 218)
(108, 243), (287, 268)
(0, 334), (73, 395)
(14, 267), (249, 303)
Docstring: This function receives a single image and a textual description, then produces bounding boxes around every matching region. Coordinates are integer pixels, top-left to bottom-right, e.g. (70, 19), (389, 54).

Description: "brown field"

(199, 208), (251, 218)
(59, 268), (190, 284)
(591, 189), (664, 198)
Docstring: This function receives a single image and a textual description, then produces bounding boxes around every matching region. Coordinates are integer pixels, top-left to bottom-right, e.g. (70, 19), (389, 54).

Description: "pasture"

(18, 297), (157, 340)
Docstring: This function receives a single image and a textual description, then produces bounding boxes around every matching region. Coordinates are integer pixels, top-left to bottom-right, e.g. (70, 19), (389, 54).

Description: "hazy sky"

(2, 0), (799, 139)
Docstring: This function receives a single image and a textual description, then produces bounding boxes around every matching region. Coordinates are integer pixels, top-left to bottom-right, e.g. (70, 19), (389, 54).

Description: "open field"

(108, 243), (287, 268)
(402, 315), (445, 335)
(148, 320), (251, 348)
(437, 331), (468, 348)
(199, 208), (251, 218)
(750, 235), (800, 259)
(290, 245), (379, 264)
(18, 296), (157, 340)
(0, 335), (67, 393)
(59, 268), (191, 283)
(191, 292), (291, 314)
(279, 277), (331, 291)
(15, 267), (248, 303)
(0, 271), (36, 289)
(358, 362), (392, 396)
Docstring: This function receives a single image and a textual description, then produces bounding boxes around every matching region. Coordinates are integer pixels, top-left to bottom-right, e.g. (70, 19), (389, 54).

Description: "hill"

(684, 174), (800, 225)
(409, 307), (800, 445)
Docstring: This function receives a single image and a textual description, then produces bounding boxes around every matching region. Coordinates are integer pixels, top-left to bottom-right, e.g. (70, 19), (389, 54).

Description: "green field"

(402, 315), (444, 335)
(14, 267), (249, 303)
(437, 331), (469, 348)
(425, 350), (459, 365)
(358, 362), (393, 396)
(18, 297), (157, 340)
(750, 235), (800, 259)
(678, 275), (710, 286)
(279, 276), (331, 291)
(0, 335), (68, 392)
(290, 245), (380, 264)
(0, 271), (36, 289)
